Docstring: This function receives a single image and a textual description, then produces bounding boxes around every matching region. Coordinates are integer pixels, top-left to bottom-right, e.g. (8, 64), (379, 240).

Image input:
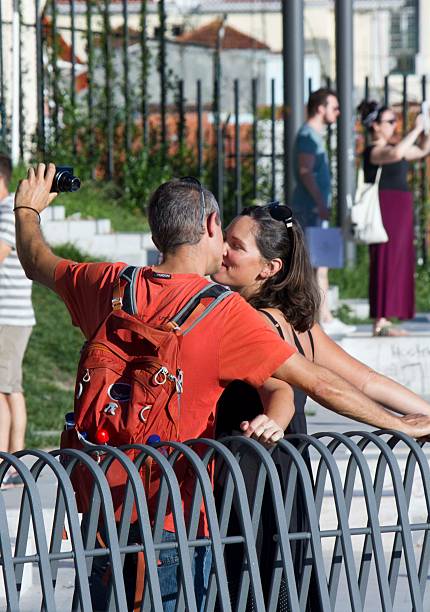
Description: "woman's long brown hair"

(241, 206), (321, 333)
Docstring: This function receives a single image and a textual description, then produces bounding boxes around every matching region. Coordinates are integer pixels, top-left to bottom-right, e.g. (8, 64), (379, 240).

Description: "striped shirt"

(0, 194), (35, 326)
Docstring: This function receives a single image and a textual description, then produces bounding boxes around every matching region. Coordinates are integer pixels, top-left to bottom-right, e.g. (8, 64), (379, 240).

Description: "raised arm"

(14, 163), (63, 291)
(311, 323), (430, 417)
(370, 115), (425, 164)
(272, 351), (430, 438)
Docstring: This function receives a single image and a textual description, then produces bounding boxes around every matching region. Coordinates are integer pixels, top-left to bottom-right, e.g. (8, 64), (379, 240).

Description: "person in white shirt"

(0, 155), (35, 485)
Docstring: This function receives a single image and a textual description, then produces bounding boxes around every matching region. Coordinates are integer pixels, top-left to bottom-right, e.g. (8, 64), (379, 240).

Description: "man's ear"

(259, 258), (283, 280)
(207, 212), (219, 237)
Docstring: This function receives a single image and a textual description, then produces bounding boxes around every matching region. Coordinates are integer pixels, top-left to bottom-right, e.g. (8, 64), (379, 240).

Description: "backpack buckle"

(112, 296), (123, 310)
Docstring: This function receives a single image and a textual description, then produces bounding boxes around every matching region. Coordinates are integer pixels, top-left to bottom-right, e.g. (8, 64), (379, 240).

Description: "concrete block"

(92, 233), (142, 252)
(95, 219), (112, 234)
(40, 205), (65, 222)
(42, 219), (99, 243)
(42, 222), (70, 244)
(340, 298), (370, 320)
(339, 335), (430, 396)
(328, 285), (339, 311)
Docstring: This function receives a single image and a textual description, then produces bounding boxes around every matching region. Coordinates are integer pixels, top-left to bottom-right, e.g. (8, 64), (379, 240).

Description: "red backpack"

(61, 265), (231, 520)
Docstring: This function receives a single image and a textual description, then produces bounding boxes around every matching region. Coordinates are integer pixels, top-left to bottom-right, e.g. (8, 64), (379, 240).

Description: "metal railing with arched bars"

(0, 431), (429, 611)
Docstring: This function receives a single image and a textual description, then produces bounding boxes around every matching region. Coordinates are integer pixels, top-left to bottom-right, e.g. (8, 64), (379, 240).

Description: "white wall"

(3, 0), (39, 160)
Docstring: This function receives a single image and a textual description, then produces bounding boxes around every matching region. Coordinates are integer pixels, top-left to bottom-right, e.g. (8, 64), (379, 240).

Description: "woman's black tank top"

(215, 311), (314, 437)
(363, 145), (409, 191)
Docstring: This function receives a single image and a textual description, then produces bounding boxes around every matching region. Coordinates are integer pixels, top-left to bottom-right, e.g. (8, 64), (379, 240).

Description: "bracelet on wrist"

(13, 206), (41, 224)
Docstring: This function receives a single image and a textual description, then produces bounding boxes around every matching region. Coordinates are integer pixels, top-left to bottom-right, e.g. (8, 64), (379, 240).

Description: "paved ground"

(1, 316), (430, 610)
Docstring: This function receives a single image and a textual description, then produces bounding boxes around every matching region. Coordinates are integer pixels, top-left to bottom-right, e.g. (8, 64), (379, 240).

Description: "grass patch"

(329, 245), (369, 299)
(23, 282), (83, 448)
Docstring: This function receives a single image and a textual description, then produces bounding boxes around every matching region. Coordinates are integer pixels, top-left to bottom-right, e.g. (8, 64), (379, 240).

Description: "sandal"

(373, 322), (408, 337)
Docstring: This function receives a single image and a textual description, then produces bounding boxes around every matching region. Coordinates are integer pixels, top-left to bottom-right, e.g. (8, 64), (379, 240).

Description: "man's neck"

(153, 246), (209, 277)
(307, 115), (325, 134)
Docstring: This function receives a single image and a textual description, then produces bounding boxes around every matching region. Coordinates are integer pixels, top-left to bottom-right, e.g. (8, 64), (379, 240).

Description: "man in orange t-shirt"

(14, 165), (430, 611)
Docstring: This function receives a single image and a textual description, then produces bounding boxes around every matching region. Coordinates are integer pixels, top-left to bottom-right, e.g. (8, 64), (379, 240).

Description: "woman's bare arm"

(257, 377), (295, 430)
(240, 378), (295, 447)
(311, 323), (430, 416)
(370, 115), (424, 165)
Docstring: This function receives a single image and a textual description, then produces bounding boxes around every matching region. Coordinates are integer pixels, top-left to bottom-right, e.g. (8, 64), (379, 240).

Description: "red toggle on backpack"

(60, 265), (231, 521)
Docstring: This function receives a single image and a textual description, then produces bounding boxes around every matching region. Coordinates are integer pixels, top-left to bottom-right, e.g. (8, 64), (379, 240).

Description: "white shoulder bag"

(350, 166), (388, 245)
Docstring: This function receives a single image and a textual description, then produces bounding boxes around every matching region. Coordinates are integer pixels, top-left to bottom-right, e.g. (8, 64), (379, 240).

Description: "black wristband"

(13, 206), (41, 224)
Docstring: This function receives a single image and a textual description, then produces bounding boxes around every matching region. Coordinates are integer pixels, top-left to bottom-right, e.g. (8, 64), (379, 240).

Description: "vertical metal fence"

(0, 1), (428, 240)
(0, 432), (429, 611)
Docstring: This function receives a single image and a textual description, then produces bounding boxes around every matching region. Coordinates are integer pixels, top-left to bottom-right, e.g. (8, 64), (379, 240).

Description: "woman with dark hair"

(358, 100), (430, 336)
(213, 203), (430, 610)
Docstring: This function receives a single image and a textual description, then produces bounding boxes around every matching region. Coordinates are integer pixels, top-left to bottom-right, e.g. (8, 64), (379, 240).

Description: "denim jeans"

(158, 529), (212, 612)
(84, 521), (211, 611)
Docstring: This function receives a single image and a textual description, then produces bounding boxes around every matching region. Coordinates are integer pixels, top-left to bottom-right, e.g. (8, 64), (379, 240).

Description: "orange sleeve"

(218, 294), (296, 388)
(54, 259), (127, 339)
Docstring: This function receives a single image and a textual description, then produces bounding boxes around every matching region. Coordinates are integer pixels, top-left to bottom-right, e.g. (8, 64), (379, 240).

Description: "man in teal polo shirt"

(292, 88), (354, 336)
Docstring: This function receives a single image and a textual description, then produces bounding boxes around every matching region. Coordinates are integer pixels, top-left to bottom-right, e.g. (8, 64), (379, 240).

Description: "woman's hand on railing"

(240, 414), (284, 448)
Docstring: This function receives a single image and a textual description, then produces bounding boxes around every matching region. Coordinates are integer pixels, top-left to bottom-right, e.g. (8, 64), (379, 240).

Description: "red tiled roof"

(43, 16), (84, 65)
(176, 19), (270, 50)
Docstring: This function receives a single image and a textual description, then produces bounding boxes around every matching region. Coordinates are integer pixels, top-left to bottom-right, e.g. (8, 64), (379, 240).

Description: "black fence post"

(214, 76), (223, 220)
(158, 0), (167, 156)
(86, 0), (94, 175)
(197, 80), (203, 179)
(177, 80), (185, 151)
(18, 0), (24, 161)
(364, 75), (370, 146)
(270, 78), (276, 202)
(35, 0), (45, 157)
(420, 74), (428, 265)
(139, 0), (149, 148)
(384, 75), (389, 106)
(103, 0), (113, 179)
(364, 75), (369, 101)
(122, 0), (131, 160)
(234, 79), (241, 215)
(51, 0), (60, 145)
(252, 78), (258, 201)
(70, 0), (77, 156)
(213, 19), (225, 220)
(402, 74), (408, 136)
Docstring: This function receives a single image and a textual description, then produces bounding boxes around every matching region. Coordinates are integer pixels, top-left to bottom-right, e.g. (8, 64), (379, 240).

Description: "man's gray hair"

(148, 178), (220, 254)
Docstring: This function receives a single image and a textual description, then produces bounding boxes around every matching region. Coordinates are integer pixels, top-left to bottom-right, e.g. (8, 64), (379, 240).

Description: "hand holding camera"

(14, 163), (81, 220)
(50, 166), (81, 193)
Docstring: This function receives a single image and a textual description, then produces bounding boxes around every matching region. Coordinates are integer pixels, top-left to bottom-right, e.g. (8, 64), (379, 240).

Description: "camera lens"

(51, 166), (81, 193)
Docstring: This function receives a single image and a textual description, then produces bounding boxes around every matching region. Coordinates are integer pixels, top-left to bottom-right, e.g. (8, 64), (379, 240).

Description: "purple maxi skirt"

(369, 189), (415, 320)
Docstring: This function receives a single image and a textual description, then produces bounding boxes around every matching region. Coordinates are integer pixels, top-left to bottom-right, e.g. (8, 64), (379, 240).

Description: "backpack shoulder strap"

(112, 266), (140, 314)
(119, 265), (140, 314)
(114, 271), (231, 331)
(171, 283), (232, 336)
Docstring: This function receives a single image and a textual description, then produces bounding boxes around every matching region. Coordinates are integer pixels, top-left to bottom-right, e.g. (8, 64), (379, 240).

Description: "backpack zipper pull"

(176, 369), (183, 394)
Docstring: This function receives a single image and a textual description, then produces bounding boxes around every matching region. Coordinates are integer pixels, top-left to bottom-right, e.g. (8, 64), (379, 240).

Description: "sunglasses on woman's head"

(180, 176), (206, 227)
(265, 201), (294, 230)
